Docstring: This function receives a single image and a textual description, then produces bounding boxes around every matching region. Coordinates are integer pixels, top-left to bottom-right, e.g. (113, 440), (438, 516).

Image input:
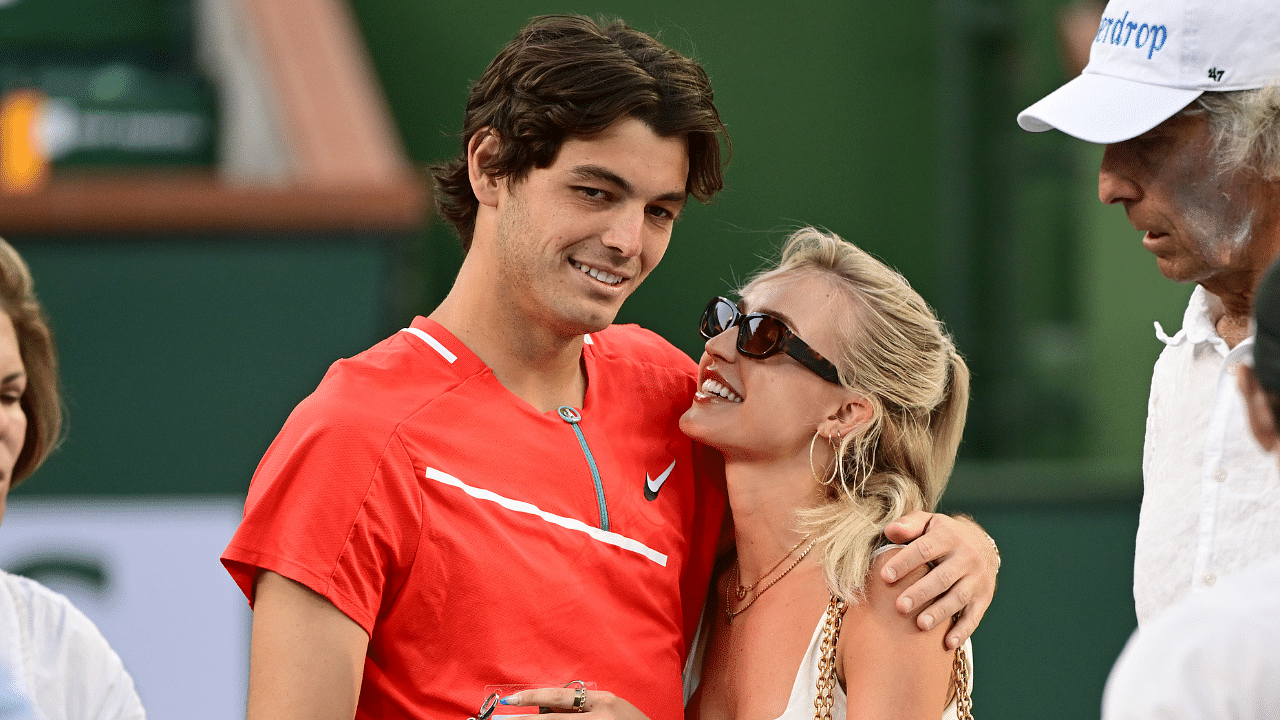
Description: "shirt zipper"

(557, 405), (609, 531)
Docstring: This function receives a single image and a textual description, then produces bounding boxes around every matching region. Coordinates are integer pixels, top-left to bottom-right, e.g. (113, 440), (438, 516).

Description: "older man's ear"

(1239, 365), (1280, 452)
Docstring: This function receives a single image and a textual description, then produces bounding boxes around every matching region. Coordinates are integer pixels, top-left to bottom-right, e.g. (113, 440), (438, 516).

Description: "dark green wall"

(11, 236), (401, 497)
(945, 496), (1139, 718)
(348, 0), (942, 352)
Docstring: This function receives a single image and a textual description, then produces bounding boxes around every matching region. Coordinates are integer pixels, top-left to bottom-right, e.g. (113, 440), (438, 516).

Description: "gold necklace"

(724, 536), (816, 623)
(733, 536), (810, 600)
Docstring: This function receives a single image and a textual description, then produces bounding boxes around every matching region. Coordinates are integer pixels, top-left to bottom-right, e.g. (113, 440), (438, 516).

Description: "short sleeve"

(221, 392), (424, 634)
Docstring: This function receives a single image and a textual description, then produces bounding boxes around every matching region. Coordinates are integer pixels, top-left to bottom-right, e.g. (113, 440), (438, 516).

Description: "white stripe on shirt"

(424, 467), (668, 567)
(400, 328), (457, 363)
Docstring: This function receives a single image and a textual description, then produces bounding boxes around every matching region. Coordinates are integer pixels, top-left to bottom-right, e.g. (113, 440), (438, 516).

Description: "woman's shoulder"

(834, 546), (956, 719)
(858, 544), (929, 622)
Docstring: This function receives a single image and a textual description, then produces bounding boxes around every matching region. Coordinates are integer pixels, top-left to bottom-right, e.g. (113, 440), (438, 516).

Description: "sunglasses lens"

(700, 298), (737, 339)
(739, 315), (784, 357)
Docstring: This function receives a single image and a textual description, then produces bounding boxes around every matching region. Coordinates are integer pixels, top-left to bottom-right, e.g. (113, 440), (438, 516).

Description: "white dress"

(685, 597), (973, 719)
(0, 571), (145, 720)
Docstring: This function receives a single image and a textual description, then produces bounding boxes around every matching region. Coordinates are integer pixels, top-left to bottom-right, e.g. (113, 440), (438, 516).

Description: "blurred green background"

(4, 0), (1202, 717)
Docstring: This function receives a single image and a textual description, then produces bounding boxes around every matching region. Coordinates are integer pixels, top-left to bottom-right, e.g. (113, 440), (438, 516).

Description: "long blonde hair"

(743, 227), (969, 601)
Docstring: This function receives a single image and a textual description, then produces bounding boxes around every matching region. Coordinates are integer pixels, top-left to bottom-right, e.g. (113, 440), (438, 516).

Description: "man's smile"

(570, 259), (628, 286)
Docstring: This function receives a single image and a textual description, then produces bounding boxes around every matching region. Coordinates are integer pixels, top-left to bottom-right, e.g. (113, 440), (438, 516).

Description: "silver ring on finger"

(564, 680), (588, 713)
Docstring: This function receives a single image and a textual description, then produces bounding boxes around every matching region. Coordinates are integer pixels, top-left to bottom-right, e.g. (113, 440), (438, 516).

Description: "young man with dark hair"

(432, 15), (726, 252)
(223, 15), (998, 719)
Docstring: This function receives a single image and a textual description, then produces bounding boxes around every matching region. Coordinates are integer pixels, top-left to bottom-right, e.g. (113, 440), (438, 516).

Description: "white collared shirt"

(1135, 285), (1280, 625)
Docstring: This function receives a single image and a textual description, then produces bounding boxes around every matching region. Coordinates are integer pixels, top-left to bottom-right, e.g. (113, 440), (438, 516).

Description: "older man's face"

(1098, 111), (1267, 284)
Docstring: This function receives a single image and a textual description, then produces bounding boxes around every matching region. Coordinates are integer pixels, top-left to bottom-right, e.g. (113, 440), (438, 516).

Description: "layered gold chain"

(724, 536), (816, 623)
(812, 594), (846, 720)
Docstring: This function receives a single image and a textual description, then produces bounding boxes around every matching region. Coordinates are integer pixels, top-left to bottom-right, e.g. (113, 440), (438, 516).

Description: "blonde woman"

(681, 228), (973, 720)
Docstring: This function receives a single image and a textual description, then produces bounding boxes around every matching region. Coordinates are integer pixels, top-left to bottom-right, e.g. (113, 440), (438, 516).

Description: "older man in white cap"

(1018, 0), (1280, 625)
(1098, 257), (1280, 720)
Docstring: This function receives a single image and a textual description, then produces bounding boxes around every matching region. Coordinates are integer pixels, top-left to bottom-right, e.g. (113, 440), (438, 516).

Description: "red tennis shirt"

(222, 317), (726, 719)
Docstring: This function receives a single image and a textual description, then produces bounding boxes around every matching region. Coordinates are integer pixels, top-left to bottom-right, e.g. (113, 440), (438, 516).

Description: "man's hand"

(880, 511), (999, 650)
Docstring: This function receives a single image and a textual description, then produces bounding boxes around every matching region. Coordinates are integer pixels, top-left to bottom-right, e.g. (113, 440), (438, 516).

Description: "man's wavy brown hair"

(431, 15), (728, 251)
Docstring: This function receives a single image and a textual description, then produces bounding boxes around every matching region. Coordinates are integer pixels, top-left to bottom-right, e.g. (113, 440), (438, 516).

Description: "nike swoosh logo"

(644, 460), (677, 501)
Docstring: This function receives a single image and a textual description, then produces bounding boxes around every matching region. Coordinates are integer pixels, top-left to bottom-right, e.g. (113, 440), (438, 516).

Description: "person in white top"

(1017, 0), (1280, 624)
(1100, 255), (1280, 719)
(0, 664), (38, 720)
(0, 238), (146, 720)
(677, 227), (975, 720)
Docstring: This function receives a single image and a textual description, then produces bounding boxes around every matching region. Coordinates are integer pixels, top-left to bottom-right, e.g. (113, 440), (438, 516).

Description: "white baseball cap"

(1018, 0), (1280, 144)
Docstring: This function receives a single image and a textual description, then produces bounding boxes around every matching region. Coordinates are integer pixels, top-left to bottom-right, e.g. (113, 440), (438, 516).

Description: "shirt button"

(1203, 573), (1216, 586)
(1213, 468), (1227, 482)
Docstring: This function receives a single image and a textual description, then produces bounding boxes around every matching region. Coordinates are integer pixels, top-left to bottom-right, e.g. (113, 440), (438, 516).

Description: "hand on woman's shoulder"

(834, 549), (953, 720)
(861, 548), (941, 631)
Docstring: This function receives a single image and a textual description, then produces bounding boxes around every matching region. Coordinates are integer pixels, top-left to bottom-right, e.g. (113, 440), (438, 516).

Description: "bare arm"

(247, 570), (370, 720)
(879, 511), (1000, 649)
(841, 552), (954, 720)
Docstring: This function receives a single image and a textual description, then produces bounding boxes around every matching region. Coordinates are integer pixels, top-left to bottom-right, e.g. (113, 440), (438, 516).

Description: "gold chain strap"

(813, 594), (845, 720)
(952, 643), (974, 720)
(813, 594), (975, 720)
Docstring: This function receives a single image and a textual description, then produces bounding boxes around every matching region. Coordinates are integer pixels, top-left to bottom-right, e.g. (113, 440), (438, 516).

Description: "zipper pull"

(556, 405), (609, 532)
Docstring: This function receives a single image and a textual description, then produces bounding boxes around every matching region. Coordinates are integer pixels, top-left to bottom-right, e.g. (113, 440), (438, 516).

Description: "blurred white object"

(0, 663), (38, 720)
(0, 571), (144, 719)
(1102, 554), (1280, 719)
(0, 497), (249, 720)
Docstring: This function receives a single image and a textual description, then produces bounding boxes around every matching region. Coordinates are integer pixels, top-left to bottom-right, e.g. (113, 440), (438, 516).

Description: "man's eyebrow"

(570, 164), (687, 205)
(571, 165), (633, 194)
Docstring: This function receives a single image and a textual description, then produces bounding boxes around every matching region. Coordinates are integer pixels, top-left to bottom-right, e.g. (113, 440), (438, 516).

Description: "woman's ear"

(818, 392), (874, 440)
(467, 129), (502, 208)
(1239, 365), (1280, 452)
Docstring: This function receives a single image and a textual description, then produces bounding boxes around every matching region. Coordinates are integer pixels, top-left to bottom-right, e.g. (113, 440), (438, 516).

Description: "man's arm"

(879, 512), (1000, 650)
(247, 571), (370, 720)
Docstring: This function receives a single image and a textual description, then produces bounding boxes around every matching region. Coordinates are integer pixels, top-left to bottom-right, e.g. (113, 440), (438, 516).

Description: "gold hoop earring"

(825, 432), (845, 488)
(845, 438), (870, 497)
(811, 430), (839, 487)
(809, 431), (825, 486)
(831, 433), (850, 491)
